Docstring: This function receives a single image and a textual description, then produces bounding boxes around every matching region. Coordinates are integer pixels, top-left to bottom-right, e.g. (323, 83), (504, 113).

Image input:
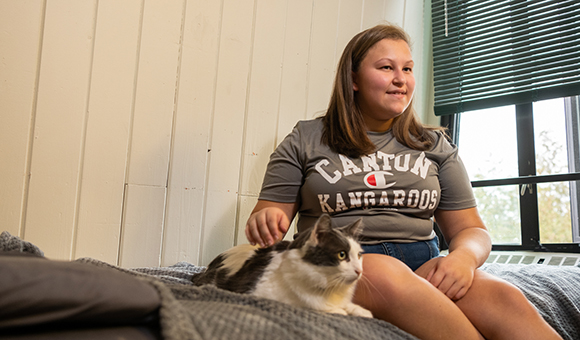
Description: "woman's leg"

(415, 259), (563, 340)
(354, 254), (484, 340)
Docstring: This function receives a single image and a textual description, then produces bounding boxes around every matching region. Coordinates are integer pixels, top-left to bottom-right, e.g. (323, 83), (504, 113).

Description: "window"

(432, 0), (580, 252)
(448, 96), (580, 252)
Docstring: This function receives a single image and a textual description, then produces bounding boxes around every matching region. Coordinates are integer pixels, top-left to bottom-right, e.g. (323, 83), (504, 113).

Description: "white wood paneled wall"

(0, 0), (433, 267)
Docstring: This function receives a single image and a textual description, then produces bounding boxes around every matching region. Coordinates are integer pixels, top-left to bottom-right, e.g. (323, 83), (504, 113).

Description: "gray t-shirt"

(259, 118), (476, 244)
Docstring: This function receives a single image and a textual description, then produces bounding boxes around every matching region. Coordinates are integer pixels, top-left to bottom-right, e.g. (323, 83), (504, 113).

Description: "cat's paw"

(345, 303), (373, 318)
(325, 307), (349, 316)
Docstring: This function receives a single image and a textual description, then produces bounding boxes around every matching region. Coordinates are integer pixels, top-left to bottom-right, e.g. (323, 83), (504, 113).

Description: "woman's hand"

(425, 207), (491, 300)
(245, 200), (298, 247)
(423, 251), (477, 300)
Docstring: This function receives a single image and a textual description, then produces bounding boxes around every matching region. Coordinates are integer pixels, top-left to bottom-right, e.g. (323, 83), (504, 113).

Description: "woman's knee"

(475, 271), (525, 302)
(487, 278), (535, 316)
(458, 271), (532, 317)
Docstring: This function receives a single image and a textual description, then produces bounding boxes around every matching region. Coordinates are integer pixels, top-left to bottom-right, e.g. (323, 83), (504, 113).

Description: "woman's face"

(353, 38), (415, 132)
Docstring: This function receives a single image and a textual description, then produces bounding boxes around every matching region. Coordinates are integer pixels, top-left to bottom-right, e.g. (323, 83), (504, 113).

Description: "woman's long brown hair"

(322, 24), (445, 158)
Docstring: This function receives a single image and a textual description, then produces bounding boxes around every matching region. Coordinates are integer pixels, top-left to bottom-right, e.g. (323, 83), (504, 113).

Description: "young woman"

(245, 24), (562, 340)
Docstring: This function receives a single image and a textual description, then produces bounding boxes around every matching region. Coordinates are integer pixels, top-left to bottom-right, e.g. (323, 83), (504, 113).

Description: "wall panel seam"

(273, 0), (291, 154)
(160, 0), (188, 266)
(234, 0), (260, 245)
(303, 0), (316, 123)
(117, 183), (129, 266)
(198, 0), (226, 263)
(20, 0), (48, 239)
(118, 0), (146, 265)
(71, 0), (100, 260)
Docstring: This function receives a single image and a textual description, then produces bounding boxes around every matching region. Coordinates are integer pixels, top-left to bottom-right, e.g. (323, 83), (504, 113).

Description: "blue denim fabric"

(361, 236), (440, 271)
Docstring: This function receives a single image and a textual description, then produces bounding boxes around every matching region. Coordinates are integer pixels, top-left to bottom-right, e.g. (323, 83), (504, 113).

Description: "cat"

(191, 214), (372, 318)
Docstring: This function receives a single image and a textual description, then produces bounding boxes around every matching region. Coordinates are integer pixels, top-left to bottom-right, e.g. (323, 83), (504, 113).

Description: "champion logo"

(363, 171), (396, 189)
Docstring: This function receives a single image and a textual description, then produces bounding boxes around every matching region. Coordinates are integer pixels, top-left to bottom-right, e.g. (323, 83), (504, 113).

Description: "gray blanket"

(124, 261), (580, 340)
(66, 259), (416, 340)
(1, 231), (416, 340)
(80, 259), (419, 340)
(480, 263), (580, 340)
(2, 231), (580, 340)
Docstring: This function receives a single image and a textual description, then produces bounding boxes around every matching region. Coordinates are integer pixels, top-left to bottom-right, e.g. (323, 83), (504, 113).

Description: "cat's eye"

(337, 251), (347, 260)
(358, 252), (362, 259)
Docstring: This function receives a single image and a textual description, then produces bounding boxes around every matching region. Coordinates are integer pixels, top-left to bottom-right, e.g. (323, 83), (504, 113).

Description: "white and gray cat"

(191, 214), (372, 318)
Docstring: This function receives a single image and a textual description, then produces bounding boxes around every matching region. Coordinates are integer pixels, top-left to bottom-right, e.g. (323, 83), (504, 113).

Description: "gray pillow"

(0, 254), (160, 329)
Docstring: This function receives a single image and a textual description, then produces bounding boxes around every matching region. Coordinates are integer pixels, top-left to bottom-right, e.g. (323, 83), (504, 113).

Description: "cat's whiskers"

(356, 274), (389, 303)
(325, 277), (347, 294)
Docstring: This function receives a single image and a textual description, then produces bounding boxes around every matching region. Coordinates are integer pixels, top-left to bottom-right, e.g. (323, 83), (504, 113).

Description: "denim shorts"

(361, 236), (440, 271)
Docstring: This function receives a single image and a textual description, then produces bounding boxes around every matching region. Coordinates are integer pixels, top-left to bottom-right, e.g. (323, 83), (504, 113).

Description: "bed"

(1, 231), (579, 340)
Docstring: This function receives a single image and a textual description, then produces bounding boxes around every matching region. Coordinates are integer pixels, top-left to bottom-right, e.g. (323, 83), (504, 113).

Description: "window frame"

(441, 96), (580, 253)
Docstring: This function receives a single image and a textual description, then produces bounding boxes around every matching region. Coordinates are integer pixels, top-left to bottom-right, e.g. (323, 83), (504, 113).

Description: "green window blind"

(432, 0), (580, 116)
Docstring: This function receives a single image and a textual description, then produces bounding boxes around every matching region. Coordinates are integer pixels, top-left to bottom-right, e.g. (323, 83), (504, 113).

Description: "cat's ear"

(340, 218), (364, 238)
(307, 214), (333, 246)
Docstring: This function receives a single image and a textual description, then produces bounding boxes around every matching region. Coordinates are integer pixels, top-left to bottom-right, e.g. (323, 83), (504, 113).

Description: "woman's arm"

(245, 199), (299, 247)
(435, 207), (491, 267)
(424, 207), (491, 300)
